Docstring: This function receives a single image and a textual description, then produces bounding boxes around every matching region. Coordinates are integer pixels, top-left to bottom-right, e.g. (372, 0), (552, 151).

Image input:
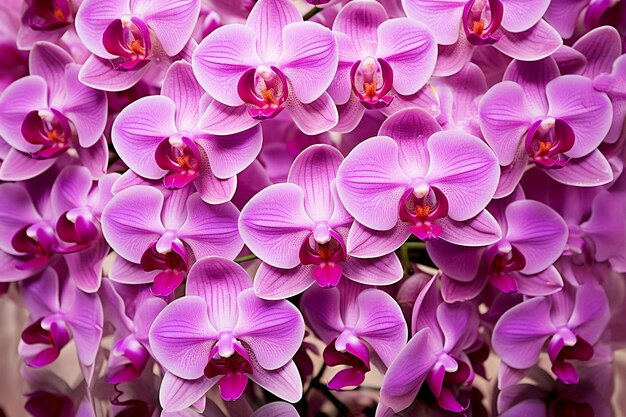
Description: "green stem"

(234, 254), (258, 263)
(303, 6), (322, 20)
(403, 241), (426, 250)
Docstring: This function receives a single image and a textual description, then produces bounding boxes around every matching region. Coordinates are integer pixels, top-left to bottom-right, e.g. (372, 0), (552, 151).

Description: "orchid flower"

(402, 0), (562, 76)
(112, 61), (262, 204)
(18, 267), (103, 384)
(301, 280), (407, 390)
(492, 282), (610, 385)
(544, 0), (620, 39)
(101, 185), (243, 296)
(0, 41), (108, 181)
(239, 144), (403, 299)
(336, 108), (502, 258)
(17, 0), (77, 50)
(379, 276), (479, 413)
(479, 57), (614, 197)
(75, 0), (201, 91)
(427, 187), (568, 302)
(327, 0), (437, 133)
(192, 0), (339, 136)
(149, 257), (304, 411)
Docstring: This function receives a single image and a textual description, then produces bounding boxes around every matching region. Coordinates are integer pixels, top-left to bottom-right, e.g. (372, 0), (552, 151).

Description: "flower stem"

(234, 254), (258, 263)
(303, 6), (322, 21)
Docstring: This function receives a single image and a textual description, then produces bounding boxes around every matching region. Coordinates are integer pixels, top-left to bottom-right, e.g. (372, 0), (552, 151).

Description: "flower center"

(140, 240), (189, 297)
(399, 183), (449, 241)
(525, 117), (575, 169)
(21, 109), (73, 159)
(484, 242), (526, 293)
(462, 0), (503, 46)
(323, 336), (371, 390)
(204, 341), (253, 401)
(26, 0), (72, 31)
(237, 65), (288, 120)
(299, 229), (347, 287)
(11, 223), (58, 270)
(107, 335), (150, 384)
(103, 17), (152, 71)
(350, 57), (394, 110)
(155, 136), (201, 189)
(21, 316), (71, 368)
(56, 208), (99, 251)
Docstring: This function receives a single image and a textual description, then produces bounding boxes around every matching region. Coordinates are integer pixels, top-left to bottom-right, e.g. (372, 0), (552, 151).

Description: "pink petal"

(546, 75), (612, 158)
(426, 240), (484, 282)
(194, 160), (238, 205)
(159, 372), (217, 413)
(376, 18), (437, 95)
(162, 61), (206, 132)
(543, 0), (587, 39)
(78, 54), (151, 92)
(101, 185), (165, 263)
(332, 0), (388, 56)
(64, 239), (109, 293)
(342, 254), (403, 286)
(195, 126), (263, 179)
(440, 273), (487, 303)
(149, 296), (218, 380)
(346, 220), (412, 258)
(192, 24), (260, 107)
(111, 95), (177, 180)
(573, 26), (622, 79)
(251, 402), (299, 417)
(0, 148), (55, 181)
(438, 302), (478, 352)
(76, 135), (109, 179)
(336, 136), (410, 230)
(178, 195), (243, 260)
(0, 183), (42, 255)
(234, 289), (304, 370)
(109, 255), (157, 285)
(503, 57), (558, 116)
(568, 282), (610, 344)
(185, 257), (252, 331)
(300, 285), (344, 344)
(198, 101), (259, 135)
(253, 263), (315, 300)
(544, 150), (613, 187)
(437, 210), (503, 246)
(492, 297), (556, 369)
(433, 34), (474, 77)
(20, 268), (60, 318)
(401, 0), (465, 45)
(138, 0), (201, 56)
(426, 130), (500, 221)
(494, 20), (563, 61)
(239, 183), (314, 269)
(500, 0), (551, 32)
(248, 359), (302, 403)
(246, 0), (302, 62)
(29, 42), (73, 100)
(516, 266), (564, 297)
(75, 0), (130, 58)
(278, 22), (338, 104)
(286, 92), (339, 135)
(51, 166), (92, 215)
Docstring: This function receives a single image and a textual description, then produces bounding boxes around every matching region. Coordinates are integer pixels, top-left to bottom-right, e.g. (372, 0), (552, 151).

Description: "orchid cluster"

(1, 0), (626, 416)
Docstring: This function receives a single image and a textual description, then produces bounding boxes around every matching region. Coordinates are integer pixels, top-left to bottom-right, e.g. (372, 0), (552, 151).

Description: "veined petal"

(286, 92), (338, 135)
(336, 136), (410, 231)
(192, 24), (260, 107)
(149, 296), (218, 380)
(239, 183), (314, 269)
(162, 61), (206, 132)
(198, 100), (259, 135)
(516, 266), (563, 297)
(139, 0), (201, 56)
(376, 18), (437, 95)
(101, 185), (165, 263)
(78, 55), (151, 92)
(494, 20), (563, 62)
(278, 22), (338, 104)
(544, 150), (613, 187)
(500, 0), (550, 32)
(347, 219), (412, 258)
(568, 282), (610, 344)
(400, 0), (466, 45)
(29, 42), (73, 100)
(159, 372), (217, 413)
(301, 285), (344, 344)
(333, 0), (388, 56)
(343, 253), (403, 286)
(111, 95), (177, 180)
(573, 26), (621, 80)
(246, 0), (302, 62)
(75, 0), (130, 58)
(426, 240), (484, 282)
(426, 130), (500, 221)
(0, 149), (55, 181)
(186, 257), (251, 331)
(0, 183), (42, 255)
(503, 57), (558, 117)
(437, 210), (503, 246)
(543, 0), (587, 39)
(248, 359), (302, 403)
(234, 289), (304, 370)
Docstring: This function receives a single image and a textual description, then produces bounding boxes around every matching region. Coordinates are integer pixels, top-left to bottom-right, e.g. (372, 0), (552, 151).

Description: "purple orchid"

(428, 187), (568, 301)
(112, 61), (262, 204)
(336, 108), (502, 258)
(101, 185), (243, 296)
(479, 57), (614, 197)
(301, 280), (407, 390)
(379, 276), (479, 413)
(18, 267), (103, 383)
(239, 144), (403, 299)
(17, 0), (77, 50)
(492, 282), (610, 385)
(544, 0), (620, 39)
(149, 257), (304, 411)
(402, 0), (562, 76)
(0, 41), (108, 181)
(192, 0), (339, 135)
(75, 0), (200, 91)
(327, 0), (437, 132)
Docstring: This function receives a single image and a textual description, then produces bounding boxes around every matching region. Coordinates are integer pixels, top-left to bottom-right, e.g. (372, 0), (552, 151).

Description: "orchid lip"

(21, 108), (73, 159)
(237, 65), (288, 120)
(204, 342), (253, 401)
(399, 185), (449, 241)
(350, 57), (394, 110)
(11, 223), (58, 270)
(155, 136), (201, 189)
(525, 117), (575, 169)
(299, 229), (347, 287)
(103, 17), (152, 71)
(21, 316), (71, 367)
(462, 0), (503, 46)
(107, 335), (150, 384)
(26, 0), (72, 32)
(140, 240), (189, 296)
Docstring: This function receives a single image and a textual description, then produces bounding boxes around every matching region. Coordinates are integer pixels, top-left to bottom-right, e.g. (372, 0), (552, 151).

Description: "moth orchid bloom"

(112, 61), (262, 204)
(336, 108), (501, 259)
(479, 57), (614, 197)
(239, 144), (403, 300)
(402, 0), (562, 76)
(0, 42), (108, 181)
(427, 187), (568, 302)
(380, 277), (479, 413)
(101, 185), (243, 296)
(545, 0), (620, 39)
(149, 257), (304, 411)
(17, 0), (76, 49)
(101, 280), (166, 384)
(192, 0), (339, 136)
(18, 268), (103, 383)
(493, 282), (610, 385)
(49, 166), (118, 293)
(75, 0), (200, 91)
(327, 0), (437, 132)
(301, 280), (407, 390)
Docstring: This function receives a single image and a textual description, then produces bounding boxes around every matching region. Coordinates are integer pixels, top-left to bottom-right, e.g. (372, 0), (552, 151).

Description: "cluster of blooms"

(1, 0), (626, 416)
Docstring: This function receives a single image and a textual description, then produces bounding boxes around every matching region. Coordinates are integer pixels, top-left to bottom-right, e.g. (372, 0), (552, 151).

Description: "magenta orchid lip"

(0, 0), (624, 416)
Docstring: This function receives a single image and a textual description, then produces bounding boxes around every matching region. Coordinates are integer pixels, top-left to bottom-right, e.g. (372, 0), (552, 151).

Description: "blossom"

(17, 0), (77, 49)
(192, 0), (339, 135)
(149, 257), (304, 411)
(239, 144), (402, 299)
(112, 60), (262, 204)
